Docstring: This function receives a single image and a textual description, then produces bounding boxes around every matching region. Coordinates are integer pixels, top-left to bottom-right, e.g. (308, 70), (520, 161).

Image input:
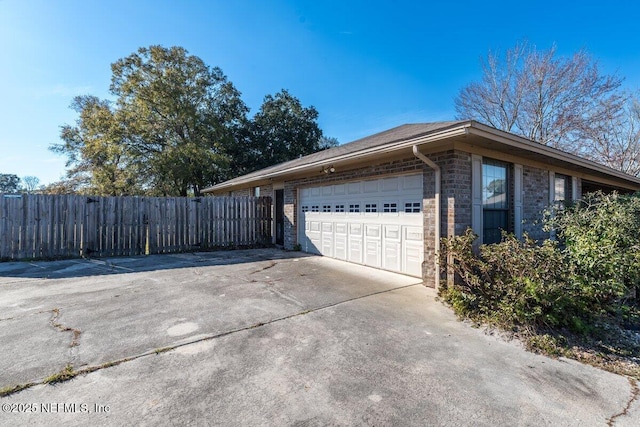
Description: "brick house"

(203, 120), (640, 288)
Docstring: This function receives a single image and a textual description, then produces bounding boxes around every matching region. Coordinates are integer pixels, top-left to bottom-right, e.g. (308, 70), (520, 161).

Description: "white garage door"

(298, 174), (424, 277)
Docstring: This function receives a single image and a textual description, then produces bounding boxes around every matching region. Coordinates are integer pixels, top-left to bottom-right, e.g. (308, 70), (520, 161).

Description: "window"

(335, 204), (345, 212)
(482, 159), (509, 244)
(554, 174), (571, 204)
(404, 202), (421, 213)
(322, 205), (331, 212)
(253, 186), (260, 197)
(383, 202), (397, 213)
(311, 205), (319, 212)
(365, 203), (377, 213)
(301, 205), (309, 213)
(349, 204), (360, 213)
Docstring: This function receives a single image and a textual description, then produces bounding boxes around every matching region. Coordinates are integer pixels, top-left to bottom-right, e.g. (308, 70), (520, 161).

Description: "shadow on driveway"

(0, 248), (313, 279)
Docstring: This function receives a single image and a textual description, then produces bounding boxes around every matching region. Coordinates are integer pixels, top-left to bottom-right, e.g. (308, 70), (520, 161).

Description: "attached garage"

(204, 120), (640, 288)
(298, 174), (424, 277)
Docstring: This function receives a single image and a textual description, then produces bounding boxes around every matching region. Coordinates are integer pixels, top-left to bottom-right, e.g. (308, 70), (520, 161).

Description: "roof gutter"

(413, 145), (441, 289)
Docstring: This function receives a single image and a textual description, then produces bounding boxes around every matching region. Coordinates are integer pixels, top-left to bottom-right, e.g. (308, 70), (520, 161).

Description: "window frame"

(482, 158), (511, 244)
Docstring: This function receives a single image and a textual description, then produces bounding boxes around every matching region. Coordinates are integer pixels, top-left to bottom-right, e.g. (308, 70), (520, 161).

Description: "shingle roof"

(204, 121), (466, 192)
(204, 119), (640, 193)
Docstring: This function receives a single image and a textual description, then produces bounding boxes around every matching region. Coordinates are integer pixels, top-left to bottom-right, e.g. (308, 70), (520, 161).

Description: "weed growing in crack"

(0, 383), (35, 397)
(49, 308), (82, 347)
(43, 365), (76, 384)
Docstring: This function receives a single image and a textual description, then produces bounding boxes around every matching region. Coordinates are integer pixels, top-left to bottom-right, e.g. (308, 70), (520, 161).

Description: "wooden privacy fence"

(0, 194), (272, 261)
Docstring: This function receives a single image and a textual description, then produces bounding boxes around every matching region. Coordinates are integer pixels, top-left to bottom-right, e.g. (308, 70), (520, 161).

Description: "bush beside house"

(440, 191), (640, 378)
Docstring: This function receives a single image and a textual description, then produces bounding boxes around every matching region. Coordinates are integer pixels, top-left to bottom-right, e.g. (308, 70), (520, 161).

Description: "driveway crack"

(265, 281), (305, 308)
(49, 308), (82, 349)
(250, 260), (277, 275)
(607, 377), (639, 426)
(1, 282), (421, 398)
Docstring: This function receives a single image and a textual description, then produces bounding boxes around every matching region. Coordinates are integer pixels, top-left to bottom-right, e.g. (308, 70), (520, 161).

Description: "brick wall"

(522, 165), (550, 241)
(283, 183), (296, 249)
(439, 151), (472, 237)
(231, 184), (274, 199)
(260, 184), (274, 199)
(230, 188), (251, 197)
(421, 164), (437, 284)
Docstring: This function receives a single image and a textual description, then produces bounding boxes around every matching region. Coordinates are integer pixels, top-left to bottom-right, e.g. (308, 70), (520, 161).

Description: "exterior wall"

(432, 150), (472, 287)
(226, 150), (585, 287)
(439, 151), (472, 238)
(522, 165), (550, 241)
(230, 188), (251, 197)
(260, 184), (274, 199)
(230, 185), (274, 198)
(283, 183), (297, 249)
(421, 165), (436, 285)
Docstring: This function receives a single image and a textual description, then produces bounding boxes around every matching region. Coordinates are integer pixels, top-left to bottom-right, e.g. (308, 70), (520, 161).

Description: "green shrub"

(440, 191), (640, 337)
(440, 229), (586, 332)
(545, 191), (640, 309)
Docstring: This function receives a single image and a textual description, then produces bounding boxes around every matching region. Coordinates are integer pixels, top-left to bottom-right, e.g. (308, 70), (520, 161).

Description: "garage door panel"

(405, 226), (423, 241)
(384, 243), (401, 272)
(321, 222), (334, 257)
(348, 223), (363, 263)
(348, 182), (361, 194)
(403, 174), (422, 190)
(299, 174), (423, 277)
(363, 180), (378, 193)
(383, 225), (401, 272)
(349, 223), (362, 235)
(349, 237), (362, 263)
(385, 224), (401, 240)
(306, 220), (322, 254)
(365, 239), (381, 268)
(334, 235), (347, 260)
(365, 224), (380, 238)
(404, 241), (423, 277)
(382, 177), (399, 192)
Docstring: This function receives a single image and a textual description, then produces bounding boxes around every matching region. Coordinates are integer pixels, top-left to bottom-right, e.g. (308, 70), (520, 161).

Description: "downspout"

(412, 145), (440, 289)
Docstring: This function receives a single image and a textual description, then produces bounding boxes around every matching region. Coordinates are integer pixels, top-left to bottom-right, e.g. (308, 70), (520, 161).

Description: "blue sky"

(1, 0), (639, 186)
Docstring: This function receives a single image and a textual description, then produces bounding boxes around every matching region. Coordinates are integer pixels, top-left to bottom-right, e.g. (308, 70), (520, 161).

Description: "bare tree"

(21, 176), (40, 193)
(582, 94), (640, 176)
(455, 42), (625, 155)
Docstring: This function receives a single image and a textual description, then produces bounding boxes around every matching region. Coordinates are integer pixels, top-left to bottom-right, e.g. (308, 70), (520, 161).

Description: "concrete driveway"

(0, 249), (637, 426)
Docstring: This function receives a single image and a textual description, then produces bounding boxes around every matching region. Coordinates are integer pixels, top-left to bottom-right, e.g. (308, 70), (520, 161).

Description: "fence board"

(0, 194), (272, 261)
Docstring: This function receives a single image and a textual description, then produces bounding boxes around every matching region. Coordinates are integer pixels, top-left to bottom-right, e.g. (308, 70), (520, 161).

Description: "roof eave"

(466, 122), (640, 186)
(204, 122), (473, 193)
(204, 120), (640, 194)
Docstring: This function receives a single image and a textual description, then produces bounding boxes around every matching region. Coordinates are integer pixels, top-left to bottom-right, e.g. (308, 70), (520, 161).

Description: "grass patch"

(154, 347), (174, 354)
(0, 383), (35, 397)
(43, 364), (77, 384)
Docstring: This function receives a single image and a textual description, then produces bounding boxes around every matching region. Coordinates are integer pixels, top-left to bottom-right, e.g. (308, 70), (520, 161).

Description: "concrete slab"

(0, 249), (638, 425)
